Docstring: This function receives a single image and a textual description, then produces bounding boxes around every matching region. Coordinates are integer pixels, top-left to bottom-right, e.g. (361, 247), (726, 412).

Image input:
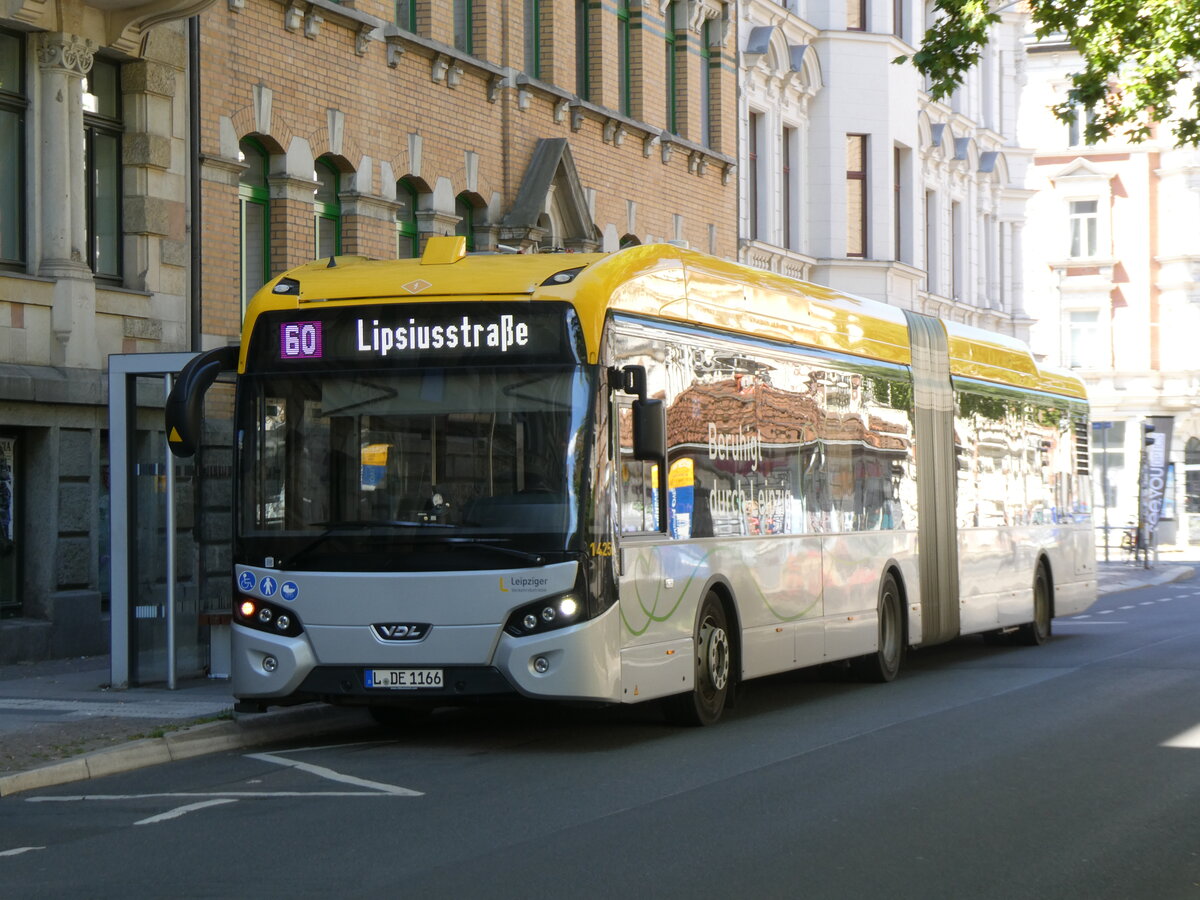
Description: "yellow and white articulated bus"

(167, 238), (1096, 725)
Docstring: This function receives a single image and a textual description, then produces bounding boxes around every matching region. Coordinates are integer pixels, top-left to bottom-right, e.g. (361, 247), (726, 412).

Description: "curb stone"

(0, 705), (371, 798)
(1099, 564), (1195, 596)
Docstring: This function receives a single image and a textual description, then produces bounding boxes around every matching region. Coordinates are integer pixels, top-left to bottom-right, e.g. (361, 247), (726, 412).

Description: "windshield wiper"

(442, 538), (545, 566)
(281, 519), (453, 568)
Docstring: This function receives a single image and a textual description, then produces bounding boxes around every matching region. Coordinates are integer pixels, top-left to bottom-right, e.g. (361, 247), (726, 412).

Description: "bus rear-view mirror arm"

(166, 345), (240, 458)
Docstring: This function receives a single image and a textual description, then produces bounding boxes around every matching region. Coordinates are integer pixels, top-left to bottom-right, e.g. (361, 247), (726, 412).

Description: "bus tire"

(1015, 564), (1052, 646)
(851, 572), (904, 683)
(663, 591), (732, 726)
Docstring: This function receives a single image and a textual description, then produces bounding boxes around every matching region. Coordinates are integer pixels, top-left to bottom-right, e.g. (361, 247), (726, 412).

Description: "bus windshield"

(237, 365), (594, 570)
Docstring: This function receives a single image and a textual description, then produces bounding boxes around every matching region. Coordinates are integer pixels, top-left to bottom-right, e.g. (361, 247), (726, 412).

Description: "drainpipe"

(189, 15), (202, 352)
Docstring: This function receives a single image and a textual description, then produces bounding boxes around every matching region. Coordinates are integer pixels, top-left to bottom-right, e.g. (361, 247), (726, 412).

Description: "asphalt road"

(3, 579), (1200, 899)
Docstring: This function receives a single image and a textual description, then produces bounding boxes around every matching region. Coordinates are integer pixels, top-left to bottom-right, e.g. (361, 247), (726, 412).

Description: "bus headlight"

(236, 596), (304, 637)
(504, 593), (584, 637)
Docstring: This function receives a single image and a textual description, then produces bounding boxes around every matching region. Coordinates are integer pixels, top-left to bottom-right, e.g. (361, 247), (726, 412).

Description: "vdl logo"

(372, 623), (430, 642)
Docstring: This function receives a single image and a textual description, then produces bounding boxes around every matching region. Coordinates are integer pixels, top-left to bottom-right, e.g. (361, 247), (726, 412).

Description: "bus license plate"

(364, 668), (443, 690)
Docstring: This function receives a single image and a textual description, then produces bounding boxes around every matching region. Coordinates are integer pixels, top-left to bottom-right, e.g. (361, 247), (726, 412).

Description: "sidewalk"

(2, 554), (1196, 798)
(1095, 546), (1199, 595)
(0, 656), (369, 796)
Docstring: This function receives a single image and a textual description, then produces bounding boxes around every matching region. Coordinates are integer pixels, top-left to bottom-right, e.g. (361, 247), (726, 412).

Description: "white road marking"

(1099, 609), (1115, 615)
(245, 751), (423, 796)
(0, 847), (45, 857)
(1163, 724), (1200, 749)
(29, 792), (399, 802)
(1140, 601), (1157, 606)
(135, 798), (237, 826)
(1056, 621), (1126, 626)
(1119, 605), (1136, 610)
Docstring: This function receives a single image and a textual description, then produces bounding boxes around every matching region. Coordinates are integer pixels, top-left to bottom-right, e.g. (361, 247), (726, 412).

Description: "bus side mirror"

(632, 398), (666, 461)
(612, 365), (666, 461)
(166, 345), (240, 458)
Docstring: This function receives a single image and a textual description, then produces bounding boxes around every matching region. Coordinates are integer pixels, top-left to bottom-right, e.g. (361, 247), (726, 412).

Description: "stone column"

(38, 33), (100, 367)
(37, 34), (94, 273)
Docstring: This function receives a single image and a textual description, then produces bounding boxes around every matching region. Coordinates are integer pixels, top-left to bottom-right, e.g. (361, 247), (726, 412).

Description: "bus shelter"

(107, 352), (232, 689)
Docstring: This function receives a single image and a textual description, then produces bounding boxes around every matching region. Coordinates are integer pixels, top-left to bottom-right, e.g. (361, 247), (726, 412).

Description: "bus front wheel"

(664, 592), (731, 726)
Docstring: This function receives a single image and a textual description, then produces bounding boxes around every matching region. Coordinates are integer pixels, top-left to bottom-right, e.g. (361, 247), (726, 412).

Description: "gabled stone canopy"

(501, 138), (601, 252)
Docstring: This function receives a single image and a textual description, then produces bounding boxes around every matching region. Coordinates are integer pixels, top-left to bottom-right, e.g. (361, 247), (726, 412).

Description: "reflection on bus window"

(617, 403), (659, 533)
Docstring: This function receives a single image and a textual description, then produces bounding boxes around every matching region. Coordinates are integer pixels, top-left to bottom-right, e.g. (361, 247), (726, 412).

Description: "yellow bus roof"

(243, 236), (1085, 401)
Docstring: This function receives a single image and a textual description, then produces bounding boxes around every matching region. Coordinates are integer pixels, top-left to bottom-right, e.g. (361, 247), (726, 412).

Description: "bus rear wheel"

(851, 572), (904, 683)
(664, 592), (731, 726)
(1015, 565), (1052, 646)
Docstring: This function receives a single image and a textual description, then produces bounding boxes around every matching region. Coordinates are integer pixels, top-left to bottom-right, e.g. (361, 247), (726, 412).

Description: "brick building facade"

(196, 0), (738, 353)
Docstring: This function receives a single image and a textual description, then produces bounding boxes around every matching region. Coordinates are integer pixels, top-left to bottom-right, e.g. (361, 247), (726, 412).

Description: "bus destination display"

(259, 302), (585, 368)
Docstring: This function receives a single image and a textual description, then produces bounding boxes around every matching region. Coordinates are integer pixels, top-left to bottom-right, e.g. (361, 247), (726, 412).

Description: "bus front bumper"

(230, 605), (621, 707)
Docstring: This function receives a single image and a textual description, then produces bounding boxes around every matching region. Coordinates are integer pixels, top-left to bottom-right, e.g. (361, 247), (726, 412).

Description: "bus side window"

(617, 402), (659, 533)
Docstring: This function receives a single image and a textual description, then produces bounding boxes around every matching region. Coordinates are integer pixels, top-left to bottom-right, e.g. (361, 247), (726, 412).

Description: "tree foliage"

(900, 0), (1200, 146)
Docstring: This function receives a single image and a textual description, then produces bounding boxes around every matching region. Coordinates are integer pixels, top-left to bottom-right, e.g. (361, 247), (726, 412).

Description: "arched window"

(313, 158), (341, 258)
(455, 194), (475, 251)
(239, 138), (270, 316)
(396, 178), (419, 258)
